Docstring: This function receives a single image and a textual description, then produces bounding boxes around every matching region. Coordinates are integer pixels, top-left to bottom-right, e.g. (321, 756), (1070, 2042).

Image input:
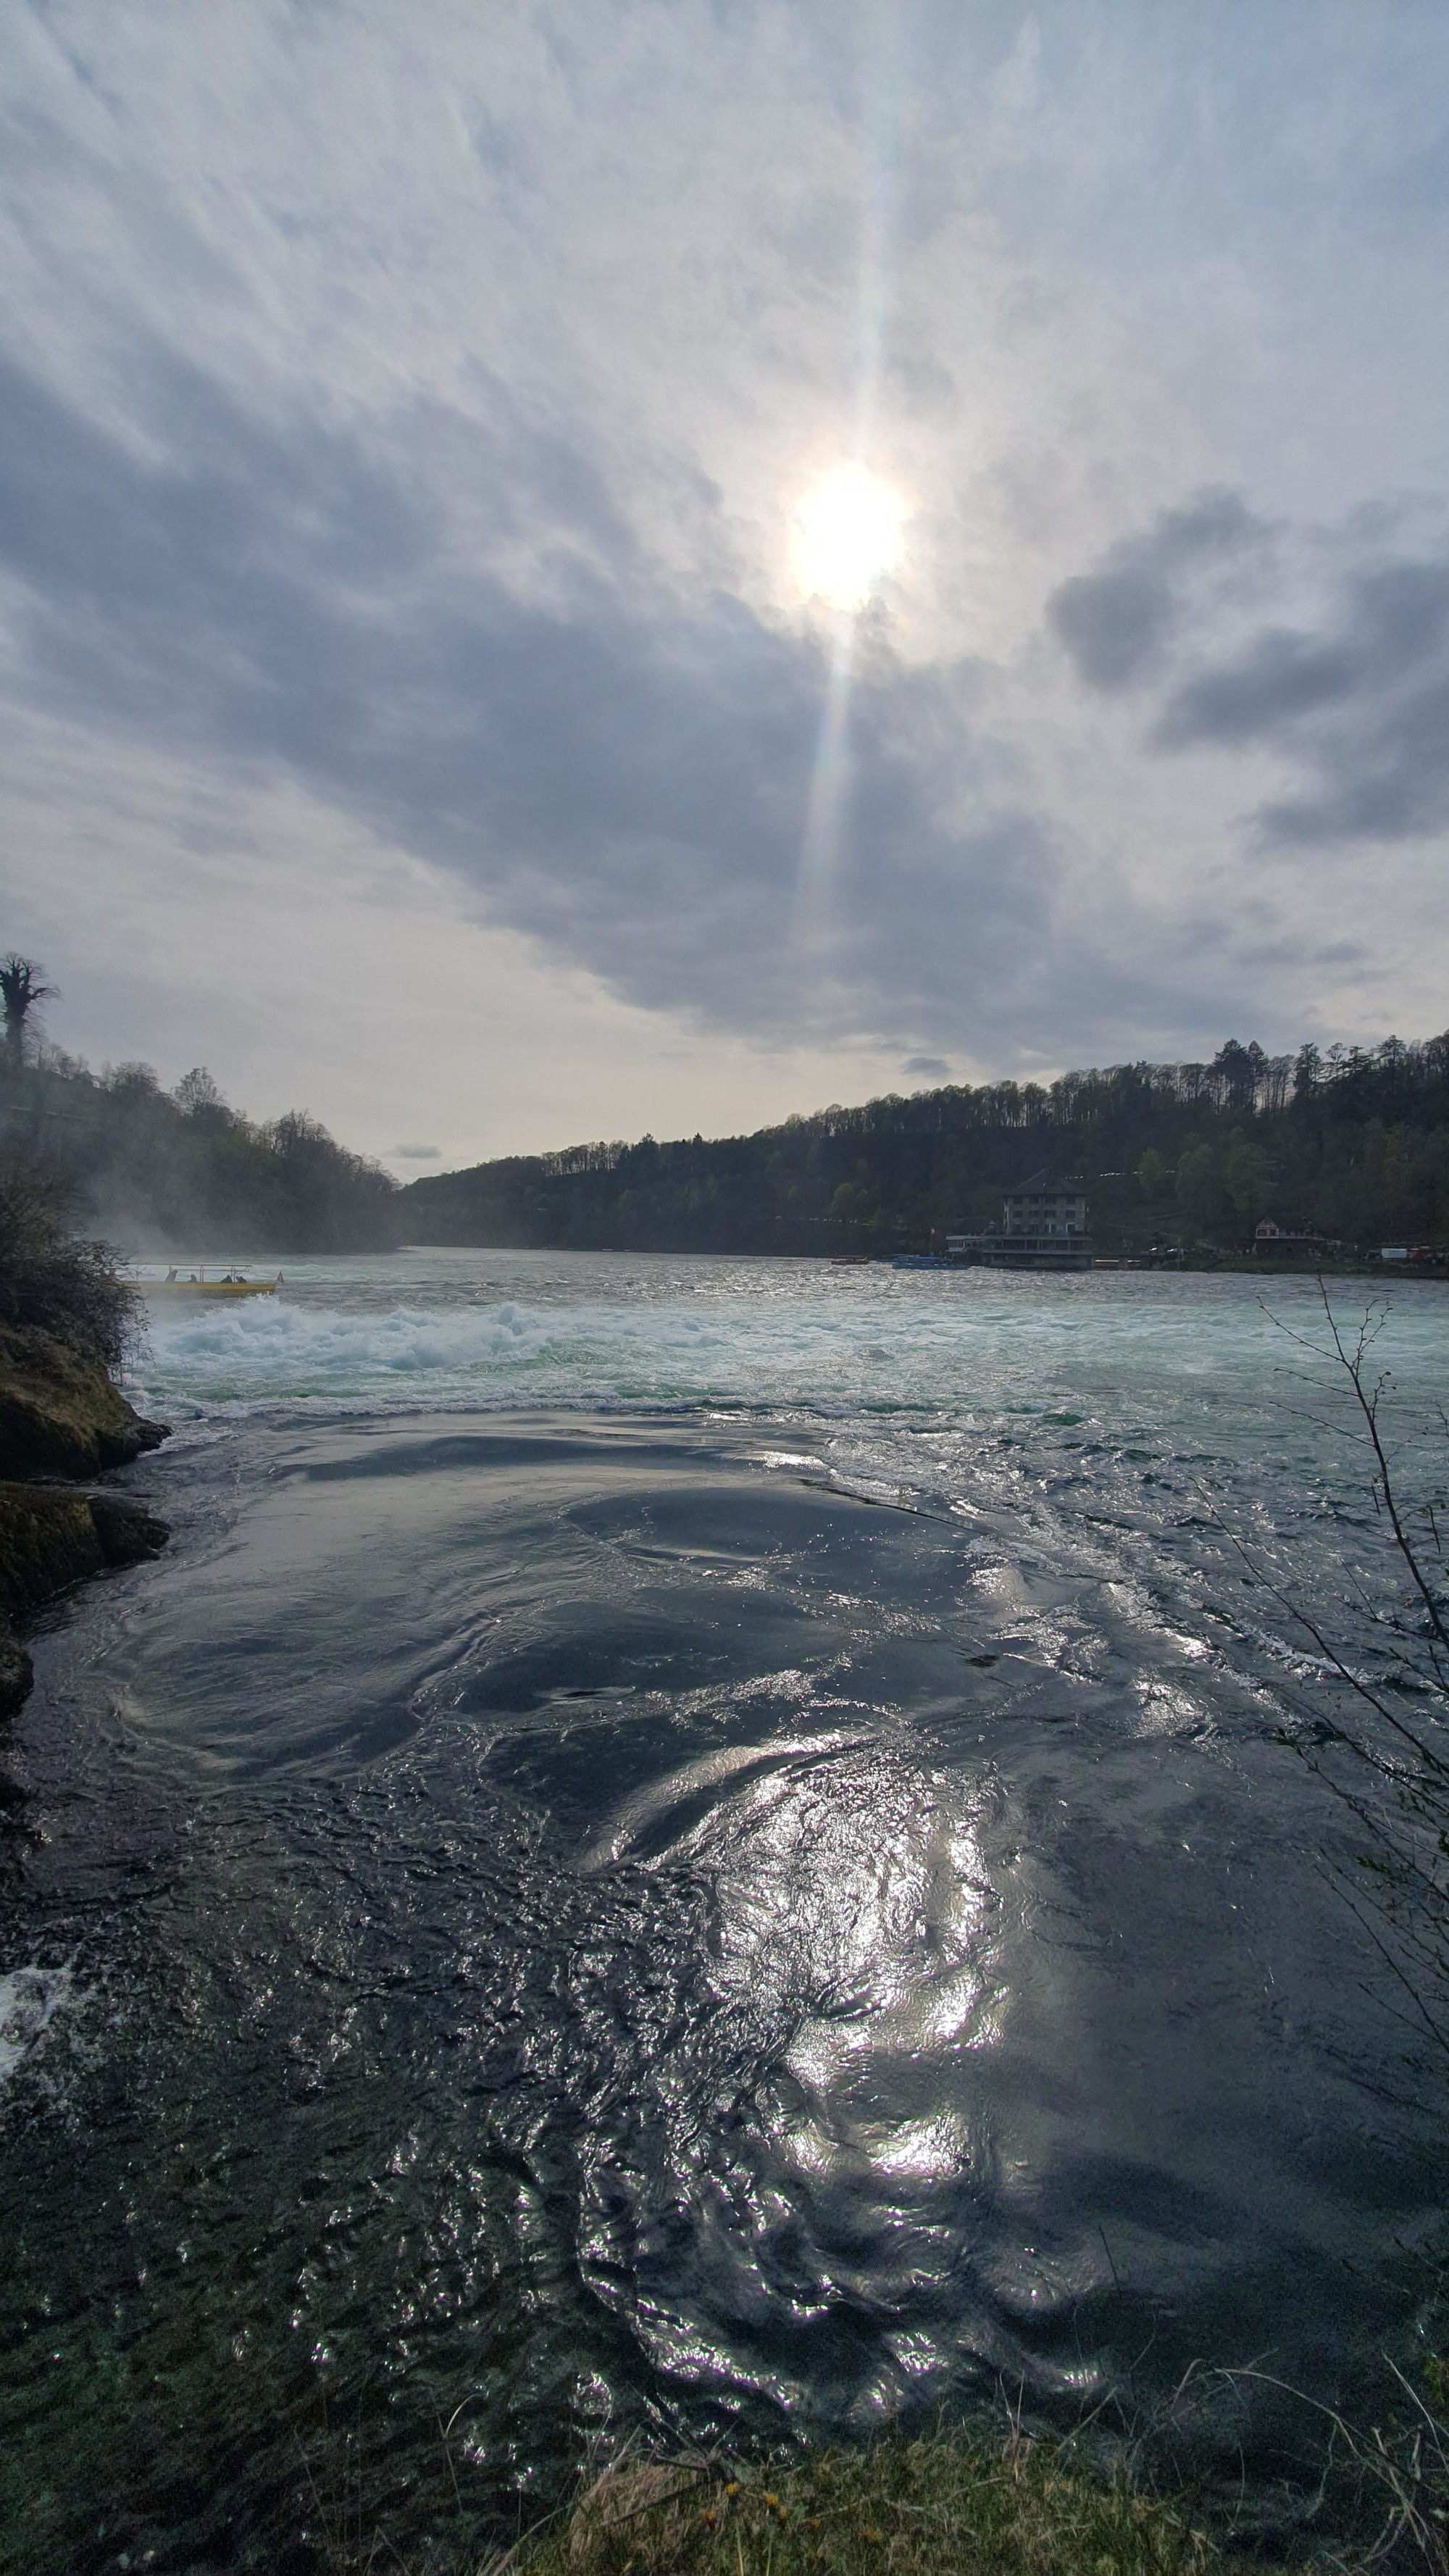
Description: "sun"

(791, 463), (905, 612)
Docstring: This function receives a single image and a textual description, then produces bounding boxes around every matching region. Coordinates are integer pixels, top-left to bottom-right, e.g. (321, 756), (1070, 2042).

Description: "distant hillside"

(401, 1035), (1449, 1259)
(0, 1055), (401, 1255)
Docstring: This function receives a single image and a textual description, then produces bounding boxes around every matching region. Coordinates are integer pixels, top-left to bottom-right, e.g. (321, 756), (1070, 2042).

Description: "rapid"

(1, 1251), (1445, 2572)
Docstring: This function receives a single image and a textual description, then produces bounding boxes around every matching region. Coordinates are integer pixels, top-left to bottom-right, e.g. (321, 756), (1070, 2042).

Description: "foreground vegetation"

(307, 2398), (1449, 2576)
(0, 1143), (137, 1363)
(511, 2438), (1235, 2576)
(403, 1032), (1449, 1259)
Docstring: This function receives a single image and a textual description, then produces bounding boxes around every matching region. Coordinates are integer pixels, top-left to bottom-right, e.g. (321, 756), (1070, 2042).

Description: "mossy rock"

(0, 1482), (170, 1721)
(0, 1325), (170, 1480)
(0, 1480), (169, 1646)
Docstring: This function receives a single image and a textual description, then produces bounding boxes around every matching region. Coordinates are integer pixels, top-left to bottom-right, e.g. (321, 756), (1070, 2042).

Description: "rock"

(0, 1618), (33, 1720)
(0, 1483), (170, 1718)
(0, 1482), (114, 1613)
(0, 1325), (171, 1480)
(87, 1495), (172, 1570)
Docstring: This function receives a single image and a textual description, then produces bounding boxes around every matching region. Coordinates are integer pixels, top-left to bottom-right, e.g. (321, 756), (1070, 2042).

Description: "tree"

(1176, 1141), (1225, 1233)
(1224, 1134), (1274, 1220)
(1293, 1042), (1322, 1102)
(1267, 1293), (1449, 2068)
(173, 1067), (228, 1117)
(0, 954), (56, 1069)
(1211, 1038), (1261, 1111)
(1219, 1293), (1449, 2556)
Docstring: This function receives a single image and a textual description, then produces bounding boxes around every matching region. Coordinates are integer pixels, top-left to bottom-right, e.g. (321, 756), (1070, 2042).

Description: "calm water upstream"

(1, 1252), (1445, 2571)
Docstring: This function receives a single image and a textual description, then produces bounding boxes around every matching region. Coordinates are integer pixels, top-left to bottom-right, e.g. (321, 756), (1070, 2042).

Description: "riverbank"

(317, 2407), (1447, 2575)
(425, 2435), (1250, 2576)
(0, 1322), (170, 1714)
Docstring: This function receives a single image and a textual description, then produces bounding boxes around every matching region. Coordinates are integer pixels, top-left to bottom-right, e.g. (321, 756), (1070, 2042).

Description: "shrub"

(0, 1149), (137, 1365)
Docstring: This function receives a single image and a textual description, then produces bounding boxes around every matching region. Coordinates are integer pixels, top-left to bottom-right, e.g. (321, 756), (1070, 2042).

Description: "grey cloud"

(902, 1054), (950, 1080)
(1048, 488), (1264, 692)
(0, 346), (1117, 1054)
(392, 1143), (443, 1160)
(1155, 549), (1449, 842)
(1056, 483), (1449, 848)
(1154, 630), (1361, 743)
(1048, 569), (1173, 691)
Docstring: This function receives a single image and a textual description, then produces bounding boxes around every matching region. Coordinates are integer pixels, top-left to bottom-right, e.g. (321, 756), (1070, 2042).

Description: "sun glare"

(792, 463), (905, 612)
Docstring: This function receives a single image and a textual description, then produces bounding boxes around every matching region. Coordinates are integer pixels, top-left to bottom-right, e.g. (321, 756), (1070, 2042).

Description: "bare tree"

(0, 954), (56, 1068)
(1228, 1283), (1449, 2064)
(1206, 1288), (1449, 2567)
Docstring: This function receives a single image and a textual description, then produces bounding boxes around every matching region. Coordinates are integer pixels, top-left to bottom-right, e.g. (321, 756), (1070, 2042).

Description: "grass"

(514, 2437), (1229, 2576)
(309, 2426), (1276, 2576)
(303, 2369), (1449, 2576)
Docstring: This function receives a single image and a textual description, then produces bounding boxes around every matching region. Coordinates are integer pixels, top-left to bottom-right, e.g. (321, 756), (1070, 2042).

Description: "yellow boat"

(140, 1274), (281, 1301)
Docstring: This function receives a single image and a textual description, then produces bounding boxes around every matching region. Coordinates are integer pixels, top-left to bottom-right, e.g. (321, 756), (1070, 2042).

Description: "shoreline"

(0, 1322), (171, 1716)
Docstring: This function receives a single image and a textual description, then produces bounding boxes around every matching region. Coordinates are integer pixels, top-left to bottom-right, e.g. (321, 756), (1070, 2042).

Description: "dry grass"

(504, 2432), (1240, 2576)
(304, 2376), (1449, 2576)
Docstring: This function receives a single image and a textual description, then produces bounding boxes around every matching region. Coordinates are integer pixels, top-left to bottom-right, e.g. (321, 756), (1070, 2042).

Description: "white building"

(945, 1170), (1091, 1270)
(1002, 1173), (1087, 1238)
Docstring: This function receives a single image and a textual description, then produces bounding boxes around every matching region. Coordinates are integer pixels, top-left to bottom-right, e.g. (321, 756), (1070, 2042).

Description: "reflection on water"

(1, 1259), (1445, 2569)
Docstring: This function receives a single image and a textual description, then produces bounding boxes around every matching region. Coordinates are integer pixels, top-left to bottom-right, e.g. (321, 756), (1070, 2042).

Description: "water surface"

(1, 1254), (1444, 2570)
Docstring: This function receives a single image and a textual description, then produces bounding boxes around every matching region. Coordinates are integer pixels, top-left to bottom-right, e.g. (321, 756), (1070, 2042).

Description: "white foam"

(120, 1259), (1449, 1449)
(128, 1288), (999, 1416)
(0, 1964), (76, 2088)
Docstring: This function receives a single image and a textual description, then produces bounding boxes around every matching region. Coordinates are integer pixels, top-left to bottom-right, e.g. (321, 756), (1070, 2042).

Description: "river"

(1, 1253), (1444, 2571)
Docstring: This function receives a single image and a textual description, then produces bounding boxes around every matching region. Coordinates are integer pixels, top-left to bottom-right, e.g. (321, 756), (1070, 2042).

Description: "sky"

(3, 1), (1449, 1175)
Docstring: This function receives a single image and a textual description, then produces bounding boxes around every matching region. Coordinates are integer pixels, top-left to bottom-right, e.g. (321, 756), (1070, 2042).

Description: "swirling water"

(1, 1252), (1445, 2571)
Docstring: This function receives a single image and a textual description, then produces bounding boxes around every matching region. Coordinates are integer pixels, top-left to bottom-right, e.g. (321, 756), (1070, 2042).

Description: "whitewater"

(126, 1242), (1447, 1414)
(1, 1249), (1445, 2571)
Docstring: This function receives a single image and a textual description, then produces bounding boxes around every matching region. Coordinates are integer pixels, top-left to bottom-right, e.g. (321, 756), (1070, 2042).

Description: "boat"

(138, 1272), (281, 1301)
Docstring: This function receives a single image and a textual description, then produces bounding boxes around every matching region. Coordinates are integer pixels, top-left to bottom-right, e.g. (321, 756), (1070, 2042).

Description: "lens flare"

(792, 464), (904, 612)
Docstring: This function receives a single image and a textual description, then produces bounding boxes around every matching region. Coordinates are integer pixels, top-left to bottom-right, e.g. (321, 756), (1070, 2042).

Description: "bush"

(0, 1150), (137, 1365)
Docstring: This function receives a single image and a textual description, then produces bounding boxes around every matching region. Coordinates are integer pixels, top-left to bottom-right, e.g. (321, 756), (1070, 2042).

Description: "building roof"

(1004, 1170), (1084, 1197)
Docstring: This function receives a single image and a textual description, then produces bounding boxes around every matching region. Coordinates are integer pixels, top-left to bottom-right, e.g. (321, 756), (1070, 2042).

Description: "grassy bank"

(513, 2438), (1233, 2576)
(302, 2401), (1449, 2576)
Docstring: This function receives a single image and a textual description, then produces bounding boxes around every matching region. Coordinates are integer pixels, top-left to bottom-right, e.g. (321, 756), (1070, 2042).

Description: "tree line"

(401, 1034), (1449, 1259)
(0, 957), (401, 1254)
(6, 946), (1446, 1259)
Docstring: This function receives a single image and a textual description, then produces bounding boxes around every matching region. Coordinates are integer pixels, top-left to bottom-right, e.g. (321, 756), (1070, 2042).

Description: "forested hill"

(402, 1036), (1449, 1260)
(0, 1055), (401, 1254)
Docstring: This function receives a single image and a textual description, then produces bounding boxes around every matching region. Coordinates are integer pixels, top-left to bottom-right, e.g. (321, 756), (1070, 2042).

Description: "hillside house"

(1253, 1219), (1329, 1256)
(945, 1170), (1092, 1270)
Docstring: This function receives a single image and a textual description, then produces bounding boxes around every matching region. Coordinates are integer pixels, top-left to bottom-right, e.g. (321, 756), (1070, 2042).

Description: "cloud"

(1048, 567), (1175, 691)
(391, 1143), (442, 1161)
(1048, 491), (1264, 692)
(9, 0), (1449, 1111)
(901, 1054), (950, 1080)
(0, 340), (1107, 1057)
(1156, 546), (1449, 844)
(1154, 629), (1361, 743)
(1056, 489), (1449, 849)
